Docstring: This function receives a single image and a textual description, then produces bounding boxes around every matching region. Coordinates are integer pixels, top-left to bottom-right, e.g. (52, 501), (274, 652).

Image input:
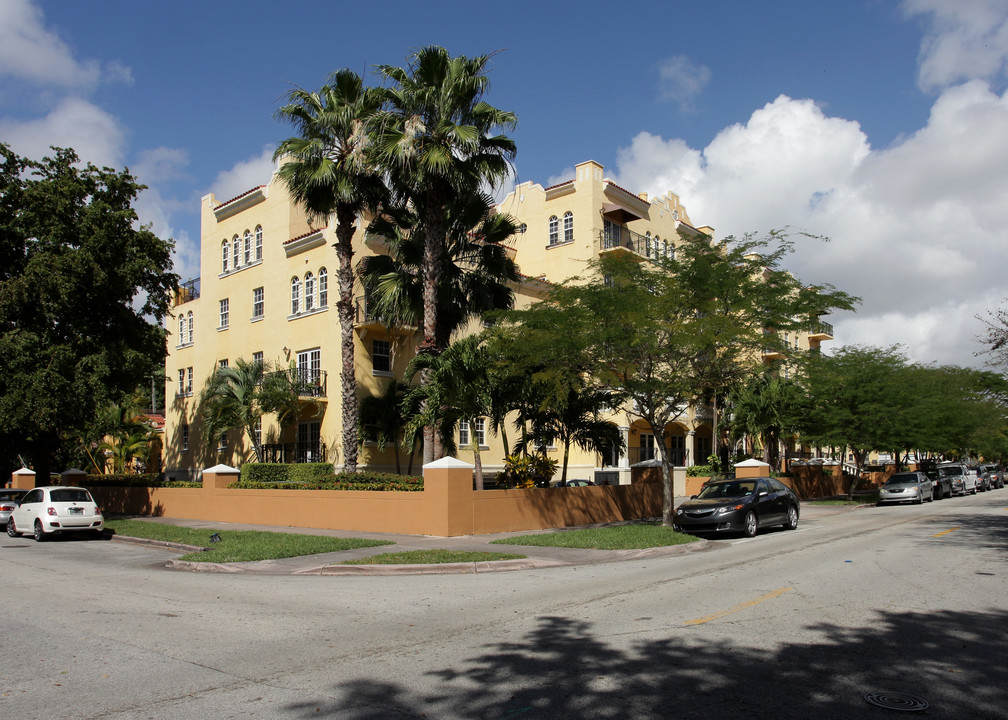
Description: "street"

(2, 492), (1007, 719)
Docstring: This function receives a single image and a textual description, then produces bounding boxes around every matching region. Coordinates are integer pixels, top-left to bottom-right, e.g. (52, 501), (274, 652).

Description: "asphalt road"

(3, 491), (1007, 719)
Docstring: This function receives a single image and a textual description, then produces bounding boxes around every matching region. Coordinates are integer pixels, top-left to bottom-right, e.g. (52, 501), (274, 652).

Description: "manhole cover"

(864, 692), (929, 712)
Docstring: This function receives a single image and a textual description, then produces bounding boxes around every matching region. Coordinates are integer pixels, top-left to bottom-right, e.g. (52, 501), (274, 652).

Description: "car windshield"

(938, 466), (963, 477)
(697, 481), (756, 499)
(886, 474), (918, 485)
(50, 489), (92, 503)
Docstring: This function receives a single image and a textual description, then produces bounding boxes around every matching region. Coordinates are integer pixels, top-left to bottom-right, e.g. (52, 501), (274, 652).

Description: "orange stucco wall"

(40, 462), (664, 537)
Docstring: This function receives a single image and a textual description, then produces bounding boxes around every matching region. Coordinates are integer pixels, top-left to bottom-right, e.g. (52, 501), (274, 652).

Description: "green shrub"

(498, 453), (558, 488)
(239, 462), (335, 485)
(85, 474), (199, 488)
(230, 468), (422, 491)
(686, 464), (713, 477)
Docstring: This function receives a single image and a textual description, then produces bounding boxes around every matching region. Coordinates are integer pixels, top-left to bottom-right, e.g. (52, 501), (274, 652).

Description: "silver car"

(938, 462), (977, 495)
(0, 489), (26, 529)
(878, 472), (934, 505)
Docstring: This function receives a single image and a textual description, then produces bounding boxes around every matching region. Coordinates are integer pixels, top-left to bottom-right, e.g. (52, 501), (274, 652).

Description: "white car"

(6, 486), (104, 541)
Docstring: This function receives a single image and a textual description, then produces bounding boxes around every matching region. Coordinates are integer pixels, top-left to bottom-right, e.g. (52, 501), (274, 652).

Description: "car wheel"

(6, 517), (19, 537)
(743, 510), (758, 538)
(33, 520), (45, 542)
(915, 490), (923, 504)
(785, 505), (799, 530)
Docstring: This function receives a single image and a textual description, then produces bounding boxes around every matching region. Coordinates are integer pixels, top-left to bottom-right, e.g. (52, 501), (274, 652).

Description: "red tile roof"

(214, 185), (266, 211)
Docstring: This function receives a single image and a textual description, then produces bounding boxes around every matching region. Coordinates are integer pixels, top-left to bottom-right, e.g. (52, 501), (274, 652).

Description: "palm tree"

(402, 335), (493, 489)
(358, 379), (411, 475)
(359, 189), (520, 349)
(274, 69), (385, 473)
(199, 358), (298, 463)
(531, 381), (624, 486)
(92, 400), (156, 474)
(375, 46), (517, 463)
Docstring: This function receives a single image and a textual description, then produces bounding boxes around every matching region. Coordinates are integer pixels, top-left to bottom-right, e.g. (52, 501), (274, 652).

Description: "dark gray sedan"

(878, 471), (933, 505)
(673, 477), (800, 538)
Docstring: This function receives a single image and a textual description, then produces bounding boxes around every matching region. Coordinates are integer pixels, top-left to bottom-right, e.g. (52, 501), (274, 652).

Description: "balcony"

(260, 441), (328, 464)
(808, 320), (834, 340)
(173, 278), (200, 307)
(355, 296), (388, 330)
(293, 369), (327, 399)
(598, 225), (650, 259)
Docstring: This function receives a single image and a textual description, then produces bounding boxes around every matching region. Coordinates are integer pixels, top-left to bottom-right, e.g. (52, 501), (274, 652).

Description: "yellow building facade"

(164, 159), (831, 483)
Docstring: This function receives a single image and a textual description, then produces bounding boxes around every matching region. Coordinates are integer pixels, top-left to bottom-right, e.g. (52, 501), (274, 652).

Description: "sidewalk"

(113, 500), (866, 576)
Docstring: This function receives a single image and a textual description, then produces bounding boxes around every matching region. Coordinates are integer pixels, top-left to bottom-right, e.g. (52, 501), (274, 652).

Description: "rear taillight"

(0, 504), (13, 512)
(47, 506), (57, 516)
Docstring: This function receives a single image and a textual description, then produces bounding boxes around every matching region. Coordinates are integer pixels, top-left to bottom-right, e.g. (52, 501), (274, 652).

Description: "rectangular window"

(252, 287), (264, 319)
(297, 348), (321, 390)
(474, 418), (486, 446)
(181, 424), (189, 453)
(219, 359), (228, 369)
(177, 369), (185, 396)
(252, 351), (263, 366)
(218, 432), (227, 451)
(459, 420), (470, 447)
(640, 433), (656, 462)
(186, 367), (193, 395)
(372, 339), (391, 373)
(219, 298), (229, 329)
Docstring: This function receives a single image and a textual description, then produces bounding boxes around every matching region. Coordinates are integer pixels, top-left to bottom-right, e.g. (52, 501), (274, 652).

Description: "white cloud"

(612, 84), (1008, 368)
(657, 55), (711, 113)
(903, 0), (1008, 91)
(0, 0), (130, 90)
(210, 146), (277, 202)
(0, 96), (127, 167)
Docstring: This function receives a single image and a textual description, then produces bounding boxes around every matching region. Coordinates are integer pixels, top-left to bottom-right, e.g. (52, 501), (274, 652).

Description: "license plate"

(68, 507), (83, 515)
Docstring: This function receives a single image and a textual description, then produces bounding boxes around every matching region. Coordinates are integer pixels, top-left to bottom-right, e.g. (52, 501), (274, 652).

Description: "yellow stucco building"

(163, 159), (832, 483)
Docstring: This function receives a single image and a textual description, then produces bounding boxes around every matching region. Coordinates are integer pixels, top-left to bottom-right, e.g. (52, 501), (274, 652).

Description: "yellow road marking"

(684, 587), (793, 626)
(932, 527), (960, 537)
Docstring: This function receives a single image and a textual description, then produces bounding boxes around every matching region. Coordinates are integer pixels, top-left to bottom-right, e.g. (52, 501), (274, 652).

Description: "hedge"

(84, 473), (200, 488)
(233, 464), (423, 491)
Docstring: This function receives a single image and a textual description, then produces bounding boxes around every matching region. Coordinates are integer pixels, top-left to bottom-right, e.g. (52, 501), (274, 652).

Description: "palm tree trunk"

(335, 208), (359, 472)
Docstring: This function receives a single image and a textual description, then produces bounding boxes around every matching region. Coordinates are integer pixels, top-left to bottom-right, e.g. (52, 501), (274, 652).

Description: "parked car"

(967, 465), (985, 492)
(924, 468), (950, 499)
(979, 463), (1003, 490)
(6, 486), (104, 541)
(0, 489), (26, 529)
(937, 462), (977, 496)
(878, 472), (933, 505)
(673, 477), (800, 538)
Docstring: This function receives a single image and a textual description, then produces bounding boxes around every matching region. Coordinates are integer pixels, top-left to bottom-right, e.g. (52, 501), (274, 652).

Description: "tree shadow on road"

(287, 606), (1008, 719)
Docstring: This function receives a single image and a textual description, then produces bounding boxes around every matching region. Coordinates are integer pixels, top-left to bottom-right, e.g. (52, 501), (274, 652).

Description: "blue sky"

(3, 0), (1008, 368)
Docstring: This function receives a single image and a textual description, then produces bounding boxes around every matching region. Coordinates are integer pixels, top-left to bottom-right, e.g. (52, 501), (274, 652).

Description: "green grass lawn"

(490, 523), (699, 550)
(342, 550), (526, 565)
(104, 518), (393, 563)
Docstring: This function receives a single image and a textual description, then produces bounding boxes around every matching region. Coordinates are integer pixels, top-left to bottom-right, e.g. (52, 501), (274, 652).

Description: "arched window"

(291, 276), (301, 315)
(178, 315), (186, 344)
(243, 230), (252, 265)
(221, 239), (229, 273)
(304, 272), (315, 312)
(254, 225), (263, 261)
(563, 211), (573, 242)
(548, 215), (559, 245)
(663, 240), (669, 259)
(187, 311), (193, 344)
(318, 267), (328, 307)
(232, 235), (241, 268)
(653, 236), (660, 259)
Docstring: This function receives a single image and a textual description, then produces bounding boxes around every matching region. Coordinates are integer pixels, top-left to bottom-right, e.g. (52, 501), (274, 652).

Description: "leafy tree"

(274, 68), (385, 473)
(0, 144), (176, 482)
(674, 230), (857, 464)
(359, 379), (417, 475)
(375, 46), (517, 463)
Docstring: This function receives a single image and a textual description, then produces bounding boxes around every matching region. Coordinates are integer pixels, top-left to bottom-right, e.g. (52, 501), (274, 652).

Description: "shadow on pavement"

(282, 607), (1008, 719)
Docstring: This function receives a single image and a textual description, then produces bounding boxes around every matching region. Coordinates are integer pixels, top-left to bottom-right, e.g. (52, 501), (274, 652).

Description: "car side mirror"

(759, 491), (768, 497)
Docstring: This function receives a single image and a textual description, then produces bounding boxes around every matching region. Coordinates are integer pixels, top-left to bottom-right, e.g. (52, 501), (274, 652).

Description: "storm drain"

(864, 692), (929, 712)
